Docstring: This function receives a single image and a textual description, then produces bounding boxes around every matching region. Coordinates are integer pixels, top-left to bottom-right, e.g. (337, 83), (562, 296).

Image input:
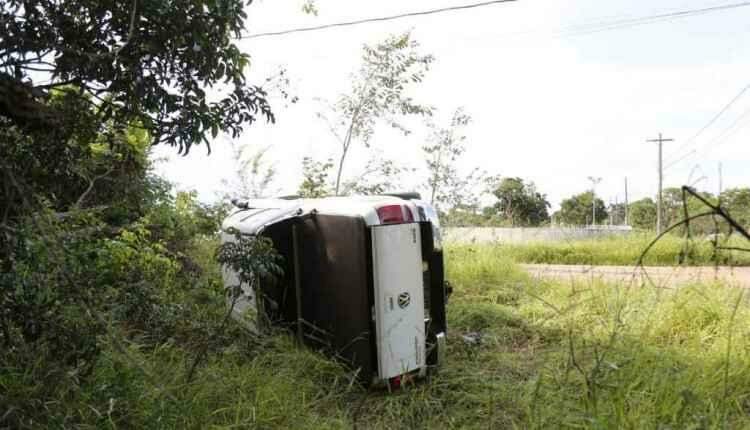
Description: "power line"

(240, 0), (750, 41)
(552, 1), (750, 39)
(239, 0), (518, 40)
(663, 149), (697, 170)
(665, 103), (750, 171)
(698, 106), (750, 155)
(664, 80), (750, 164)
(587, 176), (602, 226)
(443, 1), (750, 48)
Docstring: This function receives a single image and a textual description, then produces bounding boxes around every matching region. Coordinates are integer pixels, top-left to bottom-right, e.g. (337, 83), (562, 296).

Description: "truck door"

(371, 223), (426, 379)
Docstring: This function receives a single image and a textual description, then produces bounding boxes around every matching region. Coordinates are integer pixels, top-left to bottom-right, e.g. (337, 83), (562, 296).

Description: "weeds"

(4, 242), (750, 428)
(6, 186), (750, 427)
(471, 233), (750, 266)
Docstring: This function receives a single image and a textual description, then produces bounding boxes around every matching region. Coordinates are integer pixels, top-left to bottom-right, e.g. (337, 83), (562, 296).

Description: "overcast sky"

(153, 0), (750, 210)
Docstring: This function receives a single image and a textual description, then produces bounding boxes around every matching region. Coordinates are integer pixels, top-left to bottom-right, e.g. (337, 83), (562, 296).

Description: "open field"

(522, 263), (750, 287)
(8, 243), (750, 428)
(442, 226), (632, 244)
(462, 233), (750, 267)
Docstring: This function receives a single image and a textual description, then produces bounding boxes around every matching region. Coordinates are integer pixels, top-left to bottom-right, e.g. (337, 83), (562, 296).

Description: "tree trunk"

(334, 145), (348, 196)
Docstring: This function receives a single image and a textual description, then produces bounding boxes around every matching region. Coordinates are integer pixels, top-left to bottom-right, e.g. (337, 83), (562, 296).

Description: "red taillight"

(377, 205), (406, 224)
(377, 204), (417, 224)
(388, 373), (415, 390)
(389, 375), (402, 390)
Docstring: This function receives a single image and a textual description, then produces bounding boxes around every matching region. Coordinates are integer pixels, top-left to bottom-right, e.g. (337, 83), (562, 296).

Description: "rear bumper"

(435, 331), (446, 367)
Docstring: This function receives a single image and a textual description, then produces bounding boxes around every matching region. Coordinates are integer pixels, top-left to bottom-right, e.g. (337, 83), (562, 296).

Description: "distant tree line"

(292, 152), (750, 230)
(626, 187), (750, 232)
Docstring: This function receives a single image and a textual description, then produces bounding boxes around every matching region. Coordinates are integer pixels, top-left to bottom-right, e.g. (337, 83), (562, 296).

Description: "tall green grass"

(480, 232), (750, 266)
(445, 244), (750, 428)
(7, 243), (750, 428)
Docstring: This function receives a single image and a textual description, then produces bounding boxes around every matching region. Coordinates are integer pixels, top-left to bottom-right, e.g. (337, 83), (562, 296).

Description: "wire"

(239, 0), (518, 40)
(665, 103), (750, 170)
(240, 0), (750, 41)
(664, 80), (750, 164)
(426, 0), (750, 52)
(663, 149), (697, 171)
(698, 106), (750, 155)
(553, 1), (750, 39)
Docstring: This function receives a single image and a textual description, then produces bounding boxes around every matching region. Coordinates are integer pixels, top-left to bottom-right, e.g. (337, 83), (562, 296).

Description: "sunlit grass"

(455, 233), (750, 266)
(445, 244), (750, 428)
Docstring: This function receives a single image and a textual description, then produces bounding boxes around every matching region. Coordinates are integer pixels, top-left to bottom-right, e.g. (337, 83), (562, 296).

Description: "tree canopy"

(626, 188), (750, 233)
(320, 31), (433, 195)
(297, 157), (334, 198)
(557, 191), (607, 226)
(721, 187), (750, 229)
(1, 3), (274, 398)
(1, 0), (272, 154)
(628, 197), (657, 230)
(422, 108), (482, 211)
(487, 177), (550, 226)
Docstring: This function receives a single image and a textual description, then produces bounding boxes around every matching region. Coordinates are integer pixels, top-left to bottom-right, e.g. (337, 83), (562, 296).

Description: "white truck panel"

(221, 265), (259, 331)
(371, 223), (426, 379)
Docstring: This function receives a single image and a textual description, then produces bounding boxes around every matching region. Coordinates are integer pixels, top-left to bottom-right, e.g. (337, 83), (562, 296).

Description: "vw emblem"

(397, 292), (411, 309)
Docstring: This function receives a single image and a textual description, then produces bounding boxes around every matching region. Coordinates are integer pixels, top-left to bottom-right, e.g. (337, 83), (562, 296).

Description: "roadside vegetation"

(470, 232), (750, 266)
(6, 240), (750, 428)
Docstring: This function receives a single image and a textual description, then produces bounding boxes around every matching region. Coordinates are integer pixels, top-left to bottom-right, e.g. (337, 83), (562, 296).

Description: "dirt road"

(521, 264), (750, 287)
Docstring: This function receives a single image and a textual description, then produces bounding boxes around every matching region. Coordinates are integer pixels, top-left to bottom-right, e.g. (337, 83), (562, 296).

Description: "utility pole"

(624, 177), (629, 226)
(587, 176), (602, 227)
(718, 162), (723, 196)
(647, 133), (674, 234)
(614, 195), (619, 225)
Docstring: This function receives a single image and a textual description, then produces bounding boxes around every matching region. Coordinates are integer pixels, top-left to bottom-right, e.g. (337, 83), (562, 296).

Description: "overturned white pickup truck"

(221, 193), (448, 387)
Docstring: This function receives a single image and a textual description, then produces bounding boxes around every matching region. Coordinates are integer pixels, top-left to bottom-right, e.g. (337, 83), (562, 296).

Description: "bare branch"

(716, 246), (750, 253)
(315, 110), (344, 145)
(635, 210), (717, 288)
(111, 0), (139, 59)
(0, 224), (19, 233)
(34, 79), (81, 90)
(75, 167), (115, 209)
(684, 186), (750, 241)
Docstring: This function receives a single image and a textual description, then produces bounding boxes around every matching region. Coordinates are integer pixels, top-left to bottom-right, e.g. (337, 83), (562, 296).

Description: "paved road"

(521, 264), (750, 288)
